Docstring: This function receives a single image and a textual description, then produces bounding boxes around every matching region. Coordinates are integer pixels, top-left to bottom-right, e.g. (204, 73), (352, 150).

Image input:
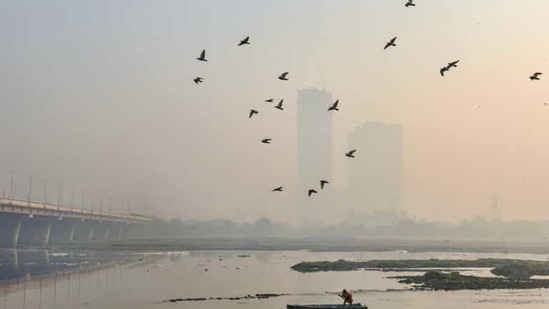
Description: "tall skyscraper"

(297, 87), (333, 224)
(346, 122), (403, 223)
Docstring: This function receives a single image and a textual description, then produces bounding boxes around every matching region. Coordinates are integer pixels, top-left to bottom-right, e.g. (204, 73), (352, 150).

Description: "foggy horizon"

(2, 1), (549, 224)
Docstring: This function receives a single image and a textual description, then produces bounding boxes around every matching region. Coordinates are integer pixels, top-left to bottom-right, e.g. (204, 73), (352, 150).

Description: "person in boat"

(338, 289), (353, 306)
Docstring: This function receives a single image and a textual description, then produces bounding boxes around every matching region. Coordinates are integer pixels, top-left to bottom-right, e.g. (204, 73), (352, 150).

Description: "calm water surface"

(2, 250), (549, 309)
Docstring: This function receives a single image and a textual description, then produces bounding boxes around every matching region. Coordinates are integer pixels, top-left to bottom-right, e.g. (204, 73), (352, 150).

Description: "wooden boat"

(287, 304), (367, 309)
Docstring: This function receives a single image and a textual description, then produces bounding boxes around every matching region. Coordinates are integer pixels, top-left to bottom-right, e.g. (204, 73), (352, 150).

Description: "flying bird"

(308, 189), (318, 197)
(272, 187), (283, 192)
(447, 60), (459, 68)
(249, 109), (259, 118)
(265, 99), (274, 103)
(238, 36), (250, 46)
(530, 72), (542, 81)
(346, 150), (357, 158)
(197, 50), (207, 62)
(193, 77), (203, 84)
(384, 37), (397, 50)
(440, 66), (449, 76)
(275, 99), (284, 110)
(440, 60), (459, 77)
(278, 72), (289, 81)
(320, 180), (329, 190)
(328, 100), (339, 111)
(261, 138), (272, 144)
(405, 0), (416, 7)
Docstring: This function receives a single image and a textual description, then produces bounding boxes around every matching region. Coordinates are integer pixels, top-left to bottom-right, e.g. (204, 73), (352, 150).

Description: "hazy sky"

(1, 0), (548, 223)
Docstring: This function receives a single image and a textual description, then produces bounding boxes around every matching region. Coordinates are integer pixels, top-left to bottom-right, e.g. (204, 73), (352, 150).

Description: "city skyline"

(2, 1), (549, 223)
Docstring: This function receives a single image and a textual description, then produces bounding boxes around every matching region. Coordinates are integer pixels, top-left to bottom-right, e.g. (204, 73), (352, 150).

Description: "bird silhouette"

(384, 37), (397, 50)
(405, 0), (415, 7)
(440, 66), (449, 76)
(272, 187), (283, 192)
(440, 60), (459, 77)
(197, 50), (207, 62)
(275, 99), (284, 110)
(265, 99), (274, 103)
(238, 36), (250, 46)
(278, 72), (289, 80)
(530, 72), (542, 81)
(308, 189), (318, 197)
(193, 77), (203, 84)
(346, 150), (357, 158)
(447, 60), (459, 68)
(249, 109), (259, 118)
(328, 100), (339, 111)
(261, 138), (272, 144)
(320, 180), (329, 190)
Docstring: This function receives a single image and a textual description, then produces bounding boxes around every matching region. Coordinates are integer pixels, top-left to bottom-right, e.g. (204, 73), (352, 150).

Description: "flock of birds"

(192, 0), (544, 199)
(192, 36), (352, 198)
(192, 35), (359, 198)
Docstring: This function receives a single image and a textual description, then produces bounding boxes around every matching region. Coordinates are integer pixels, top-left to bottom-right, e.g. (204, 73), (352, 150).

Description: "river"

(1, 249), (549, 309)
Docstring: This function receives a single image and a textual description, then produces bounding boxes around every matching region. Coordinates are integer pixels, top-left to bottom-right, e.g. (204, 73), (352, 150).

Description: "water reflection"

(0, 248), (156, 309)
(0, 250), (548, 309)
(0, 249), (148, 283)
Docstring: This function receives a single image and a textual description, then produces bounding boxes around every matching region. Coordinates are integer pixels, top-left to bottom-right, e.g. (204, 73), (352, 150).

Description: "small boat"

(287, 304), (367, 309)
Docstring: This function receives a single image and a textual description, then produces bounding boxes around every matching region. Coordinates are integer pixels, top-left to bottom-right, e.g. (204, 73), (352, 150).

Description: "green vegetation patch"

(291, 258), (549, 279)
(394, 271), (549, 290)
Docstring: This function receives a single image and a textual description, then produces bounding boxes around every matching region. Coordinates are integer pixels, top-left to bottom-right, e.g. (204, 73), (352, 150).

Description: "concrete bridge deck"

(0, 198), (150, 223)
(0, 198), (152, 248)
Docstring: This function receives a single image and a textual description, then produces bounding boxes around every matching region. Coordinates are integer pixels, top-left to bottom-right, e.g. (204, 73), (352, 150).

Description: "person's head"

(342, 289), (347, 293)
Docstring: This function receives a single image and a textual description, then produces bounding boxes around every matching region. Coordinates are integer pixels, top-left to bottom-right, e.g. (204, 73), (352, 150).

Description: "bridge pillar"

(0, 213), (25, 248)
(88, 225), (95, 241)
(117, 225), (123, 240)
(18, 216), (56, 248)
(13, 221), (21, 247)
(71, 221), (96, 243)
(50, 219), (77, 246)
(42, 222), (52, 247)
(68, 224), (75, 242)
(90, 222), (110, 242)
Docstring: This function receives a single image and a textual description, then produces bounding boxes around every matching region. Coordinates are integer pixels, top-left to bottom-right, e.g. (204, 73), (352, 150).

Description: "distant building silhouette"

(346, 122), (403, 224)
(297, 88), (333, 224)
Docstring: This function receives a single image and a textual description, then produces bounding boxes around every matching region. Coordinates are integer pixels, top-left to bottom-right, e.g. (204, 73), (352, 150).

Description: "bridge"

(0, 198), (151, 248)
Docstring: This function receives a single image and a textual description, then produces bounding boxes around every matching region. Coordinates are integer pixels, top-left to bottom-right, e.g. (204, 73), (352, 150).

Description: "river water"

(1, 249), (549, 309)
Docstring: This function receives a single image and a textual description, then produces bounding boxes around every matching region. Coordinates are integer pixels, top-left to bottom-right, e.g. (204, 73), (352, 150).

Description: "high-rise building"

(296, 87), (333, 224)
(346, 122), (403, 223)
